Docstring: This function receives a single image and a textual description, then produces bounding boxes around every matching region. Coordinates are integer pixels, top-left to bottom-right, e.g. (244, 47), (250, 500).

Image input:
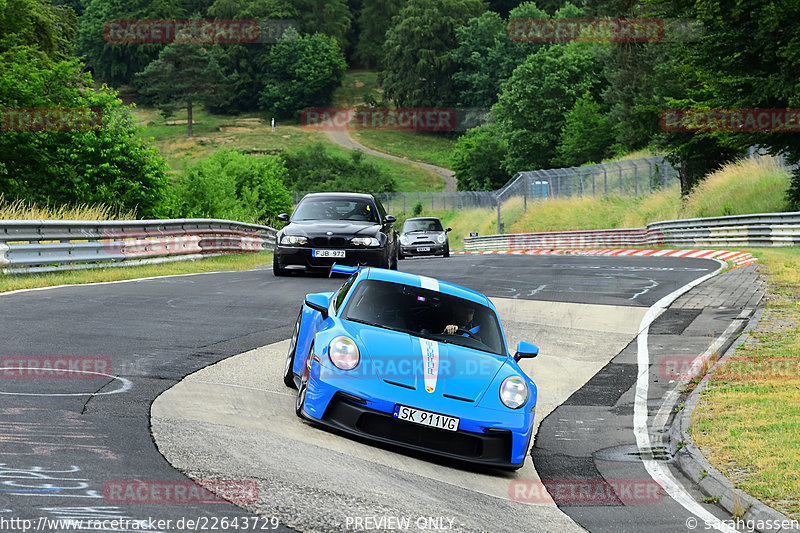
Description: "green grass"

(350, 130), (456, 169)
(690, 247), (800, 519)
(331, 70), (382, 107)
(0, 252), (272, 293)
(132, 106), (440, 191)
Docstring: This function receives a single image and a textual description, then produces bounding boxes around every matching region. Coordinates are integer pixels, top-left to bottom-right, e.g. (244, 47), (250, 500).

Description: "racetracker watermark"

(509, 479), (663, 504)
(1, 107), (102, 132)
(103, 19), (297, 44)
(300, 107), (487, 132)
(509, 18), (702, 42)
(510, 18), (662, 42)
(1, 356), (112, 379)
(661, 355), (800, 381)
(103, 480), (258, 505)
(660, 108), (800, 133)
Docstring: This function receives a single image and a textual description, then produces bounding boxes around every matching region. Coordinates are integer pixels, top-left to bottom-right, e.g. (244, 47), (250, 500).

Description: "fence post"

(632, 160), (639, 196)
(496, 195), (502, 233)
(613, 161), (623, 195)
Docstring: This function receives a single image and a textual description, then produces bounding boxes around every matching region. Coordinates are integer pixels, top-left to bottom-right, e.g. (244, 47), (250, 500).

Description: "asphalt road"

(0, 254), (724, 532)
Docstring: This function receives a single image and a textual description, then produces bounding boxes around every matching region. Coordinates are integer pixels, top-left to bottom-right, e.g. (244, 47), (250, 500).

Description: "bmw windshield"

(292, 198), (380, 223)
(342, 280), (505, 356)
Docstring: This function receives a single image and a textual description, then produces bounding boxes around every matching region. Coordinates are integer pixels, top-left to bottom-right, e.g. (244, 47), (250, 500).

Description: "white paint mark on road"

(633, 259), (739, 533)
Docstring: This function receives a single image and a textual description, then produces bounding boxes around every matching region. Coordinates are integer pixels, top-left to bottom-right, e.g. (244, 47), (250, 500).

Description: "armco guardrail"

(0, 219), (276, 273)
(464, 212), (800, 251)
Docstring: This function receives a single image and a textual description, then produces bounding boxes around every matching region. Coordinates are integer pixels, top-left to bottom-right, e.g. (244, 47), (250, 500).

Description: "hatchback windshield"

(342, 280), (505, 355)
(293, 198), (379, 223)
(403, 219), (443, 232)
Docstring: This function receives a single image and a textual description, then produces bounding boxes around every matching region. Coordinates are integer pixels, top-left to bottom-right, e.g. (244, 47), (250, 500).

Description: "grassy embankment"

(690, 245), (800, 520)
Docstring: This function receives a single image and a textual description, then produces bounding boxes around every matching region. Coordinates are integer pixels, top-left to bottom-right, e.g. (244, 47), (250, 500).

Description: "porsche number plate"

(393, 404), (459, 432)
(416, 247), (431, 252)
(312, 249), (345, 258)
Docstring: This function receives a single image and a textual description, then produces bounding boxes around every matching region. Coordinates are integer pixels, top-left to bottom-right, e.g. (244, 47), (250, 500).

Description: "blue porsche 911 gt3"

(282, 264), (539, 469)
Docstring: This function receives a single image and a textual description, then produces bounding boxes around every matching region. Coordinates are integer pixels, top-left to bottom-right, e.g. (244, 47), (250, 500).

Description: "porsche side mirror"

(305, 293), (329, 319)
(514, 341), (539, 362)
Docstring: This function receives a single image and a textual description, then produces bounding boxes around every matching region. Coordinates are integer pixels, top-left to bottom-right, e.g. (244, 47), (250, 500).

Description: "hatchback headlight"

(329, 336), (360, 370)
(436, 234), (447, 244)
(500, 376), (528, 409)
(280, 235), (308, 245)
(399, 235), (409, 245)
(351, 237), (380, 247)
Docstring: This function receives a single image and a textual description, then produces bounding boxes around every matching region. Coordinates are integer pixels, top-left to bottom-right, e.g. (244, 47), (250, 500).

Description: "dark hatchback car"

(273, 193), (399, 275)
(398, 217), (451, 259)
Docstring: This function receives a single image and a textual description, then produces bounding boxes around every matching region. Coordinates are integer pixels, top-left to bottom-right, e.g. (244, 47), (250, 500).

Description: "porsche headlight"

(399, 235), (409, 245)
(280, 235), (308, 245)
(500, 376), (528, 409)
(351, 237), (380, 247)
(436, 233), (447, 244)
(329, 336), (360, 370)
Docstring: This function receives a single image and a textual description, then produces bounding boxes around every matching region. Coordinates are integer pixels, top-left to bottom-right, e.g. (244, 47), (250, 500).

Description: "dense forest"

(1, 0), (799, 221)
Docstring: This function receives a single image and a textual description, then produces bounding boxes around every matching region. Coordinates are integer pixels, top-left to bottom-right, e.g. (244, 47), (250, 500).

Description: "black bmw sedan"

(273, 192), (399, 275)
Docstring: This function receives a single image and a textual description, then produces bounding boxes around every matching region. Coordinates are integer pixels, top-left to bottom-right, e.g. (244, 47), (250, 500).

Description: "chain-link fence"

(293, 156), (680, 232)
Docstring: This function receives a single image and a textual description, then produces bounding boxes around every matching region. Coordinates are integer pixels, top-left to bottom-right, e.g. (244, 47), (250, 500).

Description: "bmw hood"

(355, 328), (506, 402)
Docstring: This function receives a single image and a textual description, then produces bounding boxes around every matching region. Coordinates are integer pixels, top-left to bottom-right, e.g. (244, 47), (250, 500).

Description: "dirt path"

(325, 130), (457, 192)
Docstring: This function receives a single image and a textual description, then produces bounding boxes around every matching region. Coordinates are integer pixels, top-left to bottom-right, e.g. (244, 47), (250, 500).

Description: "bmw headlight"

(280, 235), (308, 245)
(399, 235), (409, 245)
(499, 376), (528, 409)
(351, 237), (380, 247)
(436, 233), (447, 244)
(329, 336), (360, 370)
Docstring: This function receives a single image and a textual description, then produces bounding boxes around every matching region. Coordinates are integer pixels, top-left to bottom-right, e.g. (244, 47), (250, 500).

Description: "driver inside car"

(443, 305), (480, 337)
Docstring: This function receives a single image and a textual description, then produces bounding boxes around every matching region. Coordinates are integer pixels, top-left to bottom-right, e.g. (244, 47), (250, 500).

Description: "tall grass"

(0, 196), (137, 220)
(408, 156), (792, 243)
(682, 156), (790, 218)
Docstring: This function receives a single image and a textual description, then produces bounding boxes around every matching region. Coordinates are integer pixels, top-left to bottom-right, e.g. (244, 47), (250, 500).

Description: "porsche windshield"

(292, 198), (380, 223)
(342, 280), (505, 355)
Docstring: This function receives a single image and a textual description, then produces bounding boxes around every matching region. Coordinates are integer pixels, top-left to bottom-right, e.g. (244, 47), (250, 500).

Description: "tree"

(135, 41), (228, 138)
(259, 29), (346, 118)
(353, 0), (403, 68)
(555, 92), (614, 166)
(1, 0), (77, 58)
(294, 0), (352, 49)
(77, 0), (187, 86)
(651, 0), (800, 202)
(0, 47), (170, 217)
(172, 149), (293, 225)
(380, 0), (487, 107)
(449, 2), (584, 109)
(205, 0), (296, 113)
(494, 42), (604, 173)
(451, 123), (509, 190)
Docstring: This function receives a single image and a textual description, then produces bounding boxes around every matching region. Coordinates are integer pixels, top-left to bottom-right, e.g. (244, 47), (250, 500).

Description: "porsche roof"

(361, 267), (493, 309)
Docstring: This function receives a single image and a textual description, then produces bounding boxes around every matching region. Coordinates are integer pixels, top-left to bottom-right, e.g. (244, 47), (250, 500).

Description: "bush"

(171, 149), (293, 225)
(281, 144), (396, 193)
(451, 124), (509, 191)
